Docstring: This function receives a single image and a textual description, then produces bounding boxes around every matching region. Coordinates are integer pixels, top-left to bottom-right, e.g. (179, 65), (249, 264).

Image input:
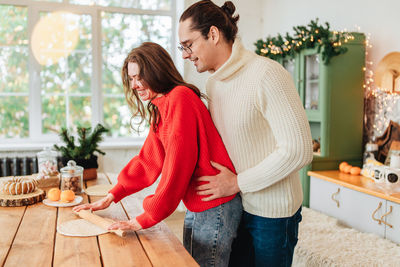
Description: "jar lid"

(37, 147), (58, 158)
(60, 160), (84, 173)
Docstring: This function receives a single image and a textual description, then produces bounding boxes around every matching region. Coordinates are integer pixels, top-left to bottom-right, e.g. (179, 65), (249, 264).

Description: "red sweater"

(109, 86), (236, 229)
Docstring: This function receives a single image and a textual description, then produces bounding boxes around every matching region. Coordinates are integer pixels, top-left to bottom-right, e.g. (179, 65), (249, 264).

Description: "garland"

(254, 19), (355, 65)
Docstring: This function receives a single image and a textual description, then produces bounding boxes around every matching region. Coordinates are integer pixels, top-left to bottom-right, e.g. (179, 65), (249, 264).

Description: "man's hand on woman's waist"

(197, 161), (240, 201)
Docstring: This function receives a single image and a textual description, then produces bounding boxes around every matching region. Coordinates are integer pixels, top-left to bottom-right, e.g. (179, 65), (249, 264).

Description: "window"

(0, 0), (177, 143)
(0, 5), (29, 138)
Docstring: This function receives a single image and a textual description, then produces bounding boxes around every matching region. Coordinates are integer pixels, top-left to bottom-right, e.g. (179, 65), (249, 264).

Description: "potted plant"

(54, 124), (109, 180)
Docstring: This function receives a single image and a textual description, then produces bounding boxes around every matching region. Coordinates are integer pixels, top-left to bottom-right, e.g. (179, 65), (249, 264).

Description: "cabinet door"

(384, 200), (400, 244)
(310, 176), (343, 218)
(340, 187), (386, 237)
(303, 54), (320, 111)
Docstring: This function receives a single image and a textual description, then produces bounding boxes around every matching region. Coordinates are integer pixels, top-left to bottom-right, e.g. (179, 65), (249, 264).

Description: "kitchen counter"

(308, 170), (400, 205)
(0, 172), (198, 267)
(308, 170), (400, 244)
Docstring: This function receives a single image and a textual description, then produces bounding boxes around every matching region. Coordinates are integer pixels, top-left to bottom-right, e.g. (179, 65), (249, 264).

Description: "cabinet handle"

(372, 202), (383, 224)
(380, 206), (393, 228)
(331, 188), (340, 207)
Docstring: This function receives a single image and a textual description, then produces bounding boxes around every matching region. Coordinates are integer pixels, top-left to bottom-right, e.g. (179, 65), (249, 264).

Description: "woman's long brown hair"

(121, 42), (204, 133)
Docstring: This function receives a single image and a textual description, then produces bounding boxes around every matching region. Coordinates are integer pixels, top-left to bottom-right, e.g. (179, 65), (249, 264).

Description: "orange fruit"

(339, 162), (349, 172)
(60, 190), (75, 202)
(350, 166), (361, 176)
(48, 188), (61, 201)
(343, 165), (353, 174)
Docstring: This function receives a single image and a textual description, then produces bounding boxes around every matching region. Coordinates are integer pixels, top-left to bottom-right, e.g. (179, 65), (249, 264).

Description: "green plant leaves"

(53, 123), (109, 160)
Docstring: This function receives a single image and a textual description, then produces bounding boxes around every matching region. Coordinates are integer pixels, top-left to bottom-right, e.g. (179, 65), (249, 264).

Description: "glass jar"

(60, 160), (84, 194)
(37, 147), (59, 178)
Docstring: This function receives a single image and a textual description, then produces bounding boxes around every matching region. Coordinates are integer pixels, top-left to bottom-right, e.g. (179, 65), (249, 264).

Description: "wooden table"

(0, 172), (198, 267)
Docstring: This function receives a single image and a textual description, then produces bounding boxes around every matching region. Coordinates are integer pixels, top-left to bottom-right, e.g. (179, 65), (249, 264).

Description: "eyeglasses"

(178, 35), (202, 55)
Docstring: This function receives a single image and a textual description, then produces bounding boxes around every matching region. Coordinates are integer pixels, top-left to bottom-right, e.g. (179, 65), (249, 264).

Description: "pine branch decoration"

(254, 19), (355, 65)
(54, 124), (109, 160)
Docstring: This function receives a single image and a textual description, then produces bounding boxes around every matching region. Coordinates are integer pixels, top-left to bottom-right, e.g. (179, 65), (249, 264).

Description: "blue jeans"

(183, 194), (242, 267)
(229, 207), (302, 267)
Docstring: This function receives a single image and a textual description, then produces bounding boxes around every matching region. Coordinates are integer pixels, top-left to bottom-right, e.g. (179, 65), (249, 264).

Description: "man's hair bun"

(221, 1), (239, 24)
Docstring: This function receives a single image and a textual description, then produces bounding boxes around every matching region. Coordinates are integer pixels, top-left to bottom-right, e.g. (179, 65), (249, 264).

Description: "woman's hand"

(72, 193), (115, 212)
(108, 218), (143, 231)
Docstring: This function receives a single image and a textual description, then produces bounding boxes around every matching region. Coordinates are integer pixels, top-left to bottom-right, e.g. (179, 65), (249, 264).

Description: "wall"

(261, 0), (399, 75)
(98, 148), (136, 174)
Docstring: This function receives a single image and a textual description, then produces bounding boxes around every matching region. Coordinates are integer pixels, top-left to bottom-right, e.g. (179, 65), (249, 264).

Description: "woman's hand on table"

(72, 193), (115, 212)
(108, 218), (143, 231)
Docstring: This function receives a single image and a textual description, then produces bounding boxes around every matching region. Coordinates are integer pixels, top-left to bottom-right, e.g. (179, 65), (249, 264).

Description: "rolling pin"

(73, 209), (127, 237)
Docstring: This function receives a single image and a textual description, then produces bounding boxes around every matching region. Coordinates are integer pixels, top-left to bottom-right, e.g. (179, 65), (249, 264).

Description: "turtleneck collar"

(209, 38), (255, 81)
(150, 93), (166, 106)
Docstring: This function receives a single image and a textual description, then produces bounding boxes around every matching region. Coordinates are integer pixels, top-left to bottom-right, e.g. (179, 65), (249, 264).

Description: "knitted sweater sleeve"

(237, 66), (313, 193)
(109, 129), (165, 203)
(135, 95), (199, 229)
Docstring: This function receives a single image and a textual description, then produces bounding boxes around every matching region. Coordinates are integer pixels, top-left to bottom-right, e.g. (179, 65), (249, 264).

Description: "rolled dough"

(57, 219), (108, 237)
(84, 184), (114, 196)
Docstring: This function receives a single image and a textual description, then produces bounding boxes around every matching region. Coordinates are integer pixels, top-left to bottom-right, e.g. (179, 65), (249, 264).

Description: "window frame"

(0, 0), (181, 149)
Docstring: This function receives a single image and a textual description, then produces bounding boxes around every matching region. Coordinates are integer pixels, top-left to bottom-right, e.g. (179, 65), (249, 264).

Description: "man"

(178, 1), (313, 266)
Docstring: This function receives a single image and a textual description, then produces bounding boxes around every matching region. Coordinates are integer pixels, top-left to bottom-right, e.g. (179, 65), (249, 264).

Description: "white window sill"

(0, 139), (145, 152)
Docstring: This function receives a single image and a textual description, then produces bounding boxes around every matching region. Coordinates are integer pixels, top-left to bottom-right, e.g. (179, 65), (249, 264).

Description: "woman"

(73, 42), (242, 267)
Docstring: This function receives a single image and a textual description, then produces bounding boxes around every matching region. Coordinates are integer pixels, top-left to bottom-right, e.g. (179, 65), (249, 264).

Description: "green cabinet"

(281, 33), (366, 206)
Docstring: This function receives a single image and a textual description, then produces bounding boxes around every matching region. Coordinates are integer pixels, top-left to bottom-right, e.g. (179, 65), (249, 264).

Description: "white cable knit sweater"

(206, 39), (313, 218)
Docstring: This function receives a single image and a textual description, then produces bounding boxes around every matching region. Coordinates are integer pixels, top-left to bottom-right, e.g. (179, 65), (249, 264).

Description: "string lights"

(363, 31), (398, 139)
(372, 89), (400, 137)
(254, 19), (354, 64)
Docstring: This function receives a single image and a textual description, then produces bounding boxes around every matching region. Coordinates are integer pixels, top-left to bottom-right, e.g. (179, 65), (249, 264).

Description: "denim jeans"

(183, 194), (242, 267)
(229, 207), (302, 267)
